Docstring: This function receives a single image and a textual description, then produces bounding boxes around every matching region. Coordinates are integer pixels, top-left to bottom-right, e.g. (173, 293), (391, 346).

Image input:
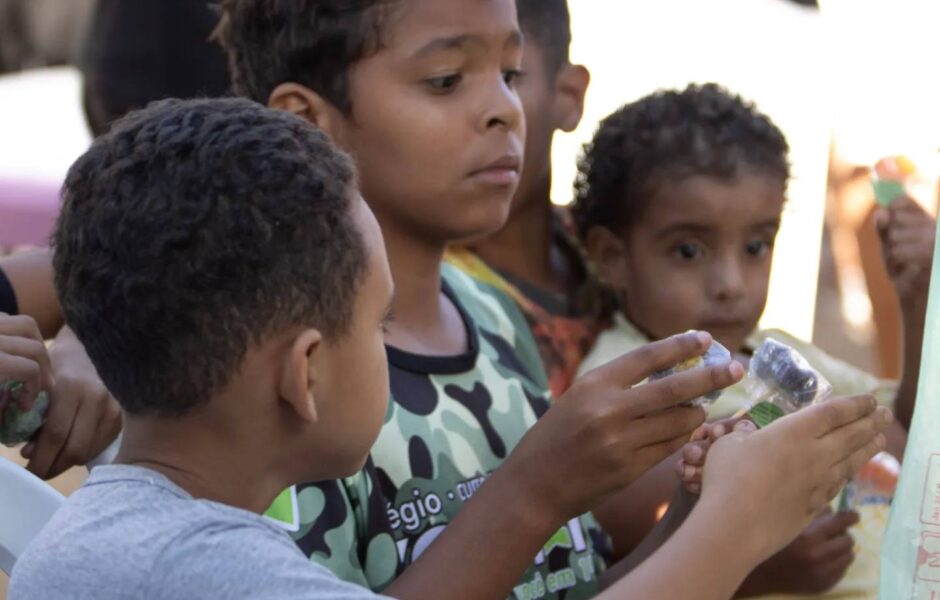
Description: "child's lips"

(467, 156), (521, 186)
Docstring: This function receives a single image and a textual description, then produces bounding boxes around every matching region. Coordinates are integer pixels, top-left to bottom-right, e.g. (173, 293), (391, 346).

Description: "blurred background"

(0, 2), (938, 593)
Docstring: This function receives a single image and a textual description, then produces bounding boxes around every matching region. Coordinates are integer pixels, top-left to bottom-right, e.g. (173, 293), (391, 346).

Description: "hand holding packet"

(649, 336), (733, 408)
(745, 339), (833, 428)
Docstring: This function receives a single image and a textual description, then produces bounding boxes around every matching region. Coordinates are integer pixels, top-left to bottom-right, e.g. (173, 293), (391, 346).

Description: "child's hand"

(876, 196), (936, 308)
(698, 395), (891, 567)
(504, 331), (744, 525)
(677, 417), (756, 495)
(22, 326), (121, 479)
(740, 508), (859, 595)
(0, 314), (54, 417)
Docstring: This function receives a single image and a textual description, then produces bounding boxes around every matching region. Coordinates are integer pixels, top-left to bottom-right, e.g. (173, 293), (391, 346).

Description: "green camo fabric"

(265, 265), (607, 599)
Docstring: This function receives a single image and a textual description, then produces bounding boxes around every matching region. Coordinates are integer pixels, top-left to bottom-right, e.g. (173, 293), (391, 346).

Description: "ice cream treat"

(650, 337), (732, 408)
(872, 155), (916, 207)
(745, 339), (832, 428)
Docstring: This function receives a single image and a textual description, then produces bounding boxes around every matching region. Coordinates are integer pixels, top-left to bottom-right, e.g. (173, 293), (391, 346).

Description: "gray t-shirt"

(9, 465), (387, 599)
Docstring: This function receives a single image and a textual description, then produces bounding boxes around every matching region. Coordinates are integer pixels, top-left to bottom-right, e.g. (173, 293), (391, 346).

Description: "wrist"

(48, 327), (92, 371)
(694, 492), (772, 566)
(49, 328), (77, 358)
(486, 460), (569, 540)
(734, 570), (774, 598)
(677, 499), (764, 592)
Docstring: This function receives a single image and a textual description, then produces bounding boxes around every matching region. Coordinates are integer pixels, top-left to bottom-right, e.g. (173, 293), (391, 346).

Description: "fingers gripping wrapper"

(650, 338), (732, 408)
(745, 339), (832, 428)
(0, 381), (50, 447)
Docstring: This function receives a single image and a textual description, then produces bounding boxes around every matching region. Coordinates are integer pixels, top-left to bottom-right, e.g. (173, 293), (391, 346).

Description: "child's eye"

(503, 69), (523, 87)
(674, 243), (704, 261)
(745, 240), (773, 258)
(425, 74), (462, 93)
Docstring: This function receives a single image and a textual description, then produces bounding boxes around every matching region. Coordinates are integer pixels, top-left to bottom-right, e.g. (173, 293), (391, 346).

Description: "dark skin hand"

(386, 332), (744, 600)
(21, 326), (122, 479)
(1, 251), (123, 477)
(615, 415), (861, 597)
(736, 509), (859, 596)
(0, 313), (55, 416)
(876, 195), (935, 431)
(679, 415), (861, 597)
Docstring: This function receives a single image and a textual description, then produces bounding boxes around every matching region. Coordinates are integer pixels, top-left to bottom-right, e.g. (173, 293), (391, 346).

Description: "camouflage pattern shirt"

(265, 265), (605, 600)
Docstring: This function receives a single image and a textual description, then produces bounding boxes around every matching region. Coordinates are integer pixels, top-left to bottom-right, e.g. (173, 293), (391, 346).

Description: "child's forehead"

(638, 173), (786, 231)
(376, 0), (521, 55)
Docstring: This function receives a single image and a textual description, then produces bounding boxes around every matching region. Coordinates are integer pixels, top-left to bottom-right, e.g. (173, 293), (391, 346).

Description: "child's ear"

(278, 329), (323, 424)
(585, 225), (629, 290)
(552, 64), (590, 133)
(269, 83), (348, 146)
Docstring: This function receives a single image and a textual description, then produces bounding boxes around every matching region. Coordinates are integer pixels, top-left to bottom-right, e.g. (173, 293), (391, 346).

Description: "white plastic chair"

(0, 455), (64, 575)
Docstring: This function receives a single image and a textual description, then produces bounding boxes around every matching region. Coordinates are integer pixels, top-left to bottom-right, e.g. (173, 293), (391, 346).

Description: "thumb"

(21, 441), (36, 459)
(815, 510), (860, 539)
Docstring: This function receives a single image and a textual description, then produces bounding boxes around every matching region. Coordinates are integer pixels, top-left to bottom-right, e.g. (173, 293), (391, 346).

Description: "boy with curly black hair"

(10, 96), (397, 598)
(574, 83), (930, 598)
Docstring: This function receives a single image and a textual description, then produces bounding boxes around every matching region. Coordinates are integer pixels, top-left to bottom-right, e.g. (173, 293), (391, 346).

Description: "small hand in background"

(677, 416), (756, 495)
(739, 508), (859, 596)
(876, 195), (936, 308)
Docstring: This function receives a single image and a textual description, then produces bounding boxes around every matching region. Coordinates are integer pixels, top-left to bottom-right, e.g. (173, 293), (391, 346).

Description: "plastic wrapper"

(872, 155), (916, 207)
(650, 338), (732, 408)
(744, 339), (832, 428)
(0, 380), (49, 447)
(838, 451), (900, 512)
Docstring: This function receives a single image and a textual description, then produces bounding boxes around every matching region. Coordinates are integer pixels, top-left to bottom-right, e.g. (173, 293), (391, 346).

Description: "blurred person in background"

(0, 0), (95, 74)
(81, 0), (230, 135)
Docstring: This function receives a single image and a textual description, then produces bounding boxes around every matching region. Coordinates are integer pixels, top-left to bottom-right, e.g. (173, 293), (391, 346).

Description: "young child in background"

(573, 83), (933, 598)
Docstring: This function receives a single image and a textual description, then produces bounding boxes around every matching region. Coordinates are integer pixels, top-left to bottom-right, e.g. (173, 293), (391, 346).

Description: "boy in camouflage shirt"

(216, 1), (746, 598)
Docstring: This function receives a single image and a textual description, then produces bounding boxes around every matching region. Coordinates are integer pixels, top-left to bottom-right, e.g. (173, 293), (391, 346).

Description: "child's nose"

(479, 75), (523, 134)
(711, 259), (748, 302)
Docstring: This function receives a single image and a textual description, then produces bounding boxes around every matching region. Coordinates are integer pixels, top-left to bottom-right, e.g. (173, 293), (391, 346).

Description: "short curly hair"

(215, 0), (567, 109)
(214, 0), (395, 113)
(572, 83), (790, 238)
(517, 0), (571, 74)
(54, 97), (366, 417)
